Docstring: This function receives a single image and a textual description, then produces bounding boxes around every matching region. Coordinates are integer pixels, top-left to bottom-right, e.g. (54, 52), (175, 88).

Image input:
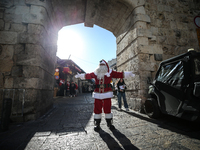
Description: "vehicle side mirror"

(193, 82), (200, 98)
(147, 77), (153, 85)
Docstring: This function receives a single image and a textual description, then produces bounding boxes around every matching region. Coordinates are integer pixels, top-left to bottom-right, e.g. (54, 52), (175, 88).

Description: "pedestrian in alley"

(117, 78), (129, 111)
(75, 59), (135, 131)
(113, 80), (119, 98)
(65, 81), (70, 96)
(88, 85), (93, 95)
(75, 82), (78, 96)
(70, 81), (76, 97)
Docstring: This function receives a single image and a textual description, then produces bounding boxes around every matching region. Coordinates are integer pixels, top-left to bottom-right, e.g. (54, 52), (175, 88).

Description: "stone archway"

(0, 0), (199, 121)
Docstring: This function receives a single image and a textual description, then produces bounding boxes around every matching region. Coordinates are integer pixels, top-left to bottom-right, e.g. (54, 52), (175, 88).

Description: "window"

(156, 61), (184, 89)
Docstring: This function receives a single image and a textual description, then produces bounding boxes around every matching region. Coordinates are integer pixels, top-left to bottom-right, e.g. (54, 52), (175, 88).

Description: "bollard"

(1, 98), (12, 131)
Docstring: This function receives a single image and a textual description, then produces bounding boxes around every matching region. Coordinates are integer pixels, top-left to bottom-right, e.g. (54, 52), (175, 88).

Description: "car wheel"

(144, 98), (161, 119)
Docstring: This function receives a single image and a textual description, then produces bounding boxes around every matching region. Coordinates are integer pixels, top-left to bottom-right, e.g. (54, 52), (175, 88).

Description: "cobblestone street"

(0, 93), (200, 150)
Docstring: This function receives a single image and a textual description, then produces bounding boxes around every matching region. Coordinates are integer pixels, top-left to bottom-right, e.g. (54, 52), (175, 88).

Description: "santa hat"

(100, 59), (109, 72)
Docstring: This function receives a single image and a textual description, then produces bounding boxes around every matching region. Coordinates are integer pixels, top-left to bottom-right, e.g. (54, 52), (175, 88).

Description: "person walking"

(113, 80), (119, 98)
(70, 81), (76, 97)
(88, 85), (94, 95)
(117, 78), (129, 111)
(75, 82), (78, 96)
(65, 81), (70, 96)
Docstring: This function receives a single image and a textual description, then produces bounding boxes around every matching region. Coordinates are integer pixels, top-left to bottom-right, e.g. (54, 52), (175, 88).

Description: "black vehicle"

(144, 50), (200, 121)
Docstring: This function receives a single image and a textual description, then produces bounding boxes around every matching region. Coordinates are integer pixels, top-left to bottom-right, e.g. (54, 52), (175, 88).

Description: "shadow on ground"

(113, 105), (200, 140)
(0, 94), (94, 150)
(99, 128), (139, 150)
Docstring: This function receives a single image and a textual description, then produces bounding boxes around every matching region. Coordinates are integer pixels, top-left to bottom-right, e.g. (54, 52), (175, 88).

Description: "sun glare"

(57, 28), (84, 59)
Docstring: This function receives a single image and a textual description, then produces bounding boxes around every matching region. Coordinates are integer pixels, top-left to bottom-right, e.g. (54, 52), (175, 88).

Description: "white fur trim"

(94, 114), (102, 119)
(79, 73), (86, 80)
(105, 69), (112, 77)
(100, 61), (106, 65)
(124, 71), (135, 78)
(105, 113), (113, 119)
(94, 68), (112, 77)
(92, 91), (113, 99)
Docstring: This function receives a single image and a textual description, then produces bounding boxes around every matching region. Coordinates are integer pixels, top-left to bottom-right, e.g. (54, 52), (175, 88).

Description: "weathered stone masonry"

(116, 0), (200, 111)
(0, 0), (58, 121)
(0, 0), (199, 121)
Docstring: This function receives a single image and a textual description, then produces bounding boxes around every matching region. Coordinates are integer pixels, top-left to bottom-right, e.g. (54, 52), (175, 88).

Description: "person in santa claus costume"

(75, 59), (135, 131)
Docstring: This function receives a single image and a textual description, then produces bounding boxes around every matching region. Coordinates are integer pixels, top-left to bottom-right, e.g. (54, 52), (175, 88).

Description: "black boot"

(106, 118), (115, 130)
(94, 119), (101, 131)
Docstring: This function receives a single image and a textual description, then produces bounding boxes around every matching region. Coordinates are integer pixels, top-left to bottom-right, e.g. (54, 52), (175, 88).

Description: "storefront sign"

(54, 72), (59, 76)
(63, 67), (72, 74)
(55, 76), (59, 79)
(75, 66), (81, 72)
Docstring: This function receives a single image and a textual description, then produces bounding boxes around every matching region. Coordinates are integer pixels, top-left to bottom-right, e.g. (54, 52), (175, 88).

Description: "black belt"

(94, 84), (112, 89)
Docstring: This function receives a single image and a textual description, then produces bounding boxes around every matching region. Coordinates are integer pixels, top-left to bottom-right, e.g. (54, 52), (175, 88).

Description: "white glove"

(131, 73), (135, 77)
(75, 73), (80, 78)
(124, 71), (135, 78)
(75, 73), (85, 80)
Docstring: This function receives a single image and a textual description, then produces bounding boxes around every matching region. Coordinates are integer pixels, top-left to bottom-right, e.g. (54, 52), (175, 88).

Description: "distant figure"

(70, 81), (76, 97)
(113, 81), (118, 98)
(117, 78), (129, 111)
(75, 82), (78, 96)
(88, 85), (93, 95)
(66, 81), (70, 96)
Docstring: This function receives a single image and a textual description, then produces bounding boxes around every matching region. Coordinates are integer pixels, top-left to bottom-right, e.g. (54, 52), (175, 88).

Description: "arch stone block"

(0, 31), (18, 44)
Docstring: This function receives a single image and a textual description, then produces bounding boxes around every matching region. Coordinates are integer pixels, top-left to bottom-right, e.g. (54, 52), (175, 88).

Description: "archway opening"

(55, 23), (118, 97)
(56, 23), (117, 73)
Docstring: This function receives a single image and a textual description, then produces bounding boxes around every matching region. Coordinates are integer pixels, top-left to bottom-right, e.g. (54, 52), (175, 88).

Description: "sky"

(56, 23), (116, 73)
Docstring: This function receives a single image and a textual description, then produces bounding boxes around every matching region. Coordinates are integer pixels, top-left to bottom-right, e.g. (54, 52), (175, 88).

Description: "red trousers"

(94, 98), (111, 114)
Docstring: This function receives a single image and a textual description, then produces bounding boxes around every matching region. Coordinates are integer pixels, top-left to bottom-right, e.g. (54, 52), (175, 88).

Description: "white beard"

(94, 65), (108, 79)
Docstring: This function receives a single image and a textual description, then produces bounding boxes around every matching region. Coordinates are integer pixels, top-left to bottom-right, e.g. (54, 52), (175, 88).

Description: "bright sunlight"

(56, 23), (116, 73)
(57, 28), (84, 59)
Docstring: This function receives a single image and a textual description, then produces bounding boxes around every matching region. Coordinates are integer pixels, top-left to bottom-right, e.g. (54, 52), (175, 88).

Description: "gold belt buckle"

(100, 84), (104, 89)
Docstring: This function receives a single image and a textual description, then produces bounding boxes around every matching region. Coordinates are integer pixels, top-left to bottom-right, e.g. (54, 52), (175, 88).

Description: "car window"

(156, 61), (184, 89)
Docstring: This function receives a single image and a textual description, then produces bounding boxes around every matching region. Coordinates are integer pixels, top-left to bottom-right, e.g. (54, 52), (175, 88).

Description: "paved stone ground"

(0, 93), (200, 150)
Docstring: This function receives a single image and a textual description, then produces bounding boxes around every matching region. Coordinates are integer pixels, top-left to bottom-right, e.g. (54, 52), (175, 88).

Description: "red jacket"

(75, 84), (78, 89)
(84, 70), (124, 99)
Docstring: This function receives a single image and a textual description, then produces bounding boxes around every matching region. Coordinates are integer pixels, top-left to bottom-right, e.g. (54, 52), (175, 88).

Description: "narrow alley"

(0, 93), (200, 150)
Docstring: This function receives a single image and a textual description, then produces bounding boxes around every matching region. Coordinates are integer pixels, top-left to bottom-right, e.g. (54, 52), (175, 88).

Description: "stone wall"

(116, 0), (200, 111)
(0, 0), (199, 121)
(0, 0), (58, 121)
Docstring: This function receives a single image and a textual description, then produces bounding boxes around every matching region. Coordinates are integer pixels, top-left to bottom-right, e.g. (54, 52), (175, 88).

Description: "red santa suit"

(84, 69), (124, 119)
(75, 60), (135, 131)
(66, 81), (70, 90)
